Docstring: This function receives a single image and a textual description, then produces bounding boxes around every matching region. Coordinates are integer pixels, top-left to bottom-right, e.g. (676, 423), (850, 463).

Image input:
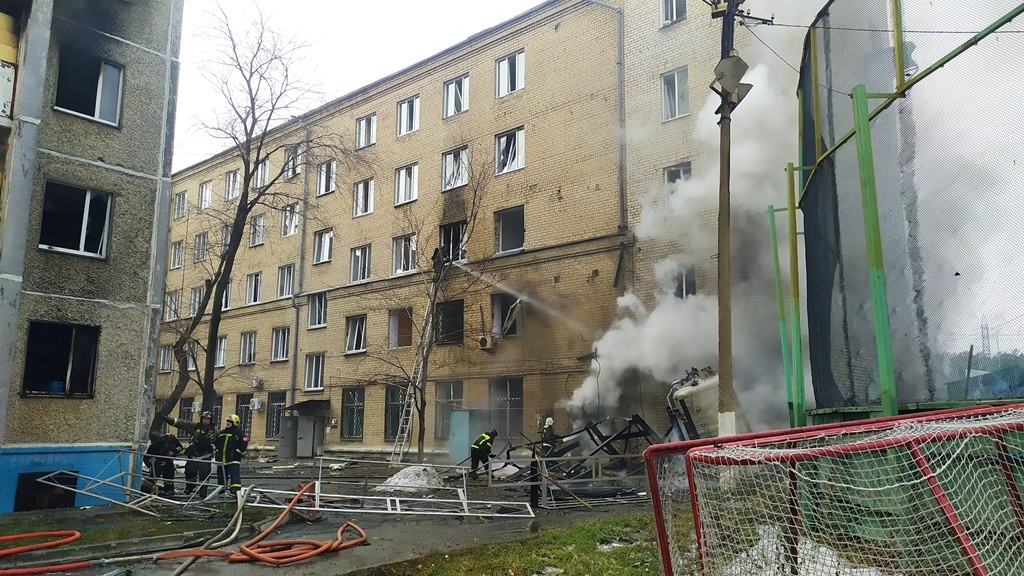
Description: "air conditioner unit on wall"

(191, 401), (202, 413)
(250, 377), (264, 390)
(249, 398), (265, 411)
(478, 335), (494, 350)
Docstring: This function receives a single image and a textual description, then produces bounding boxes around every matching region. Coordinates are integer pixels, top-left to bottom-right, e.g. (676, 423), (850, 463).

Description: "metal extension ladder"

(388, 378), (416, 463)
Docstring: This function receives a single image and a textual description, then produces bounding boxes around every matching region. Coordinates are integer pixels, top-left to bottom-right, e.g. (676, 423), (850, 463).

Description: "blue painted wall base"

(0, 444), (134, 513)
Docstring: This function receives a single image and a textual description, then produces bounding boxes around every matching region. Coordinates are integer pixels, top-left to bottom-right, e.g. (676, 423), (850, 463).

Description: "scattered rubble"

(373, 466), (445, 492)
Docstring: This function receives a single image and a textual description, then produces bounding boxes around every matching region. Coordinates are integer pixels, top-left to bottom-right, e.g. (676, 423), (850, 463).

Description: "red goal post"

(644, 404), (1024, 576)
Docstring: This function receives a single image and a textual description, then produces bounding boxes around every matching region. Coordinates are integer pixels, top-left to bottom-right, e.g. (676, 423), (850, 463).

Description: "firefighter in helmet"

(470, 429), (498, 477)
(164, 410), (217, 497)
(216, 414), (248, 495)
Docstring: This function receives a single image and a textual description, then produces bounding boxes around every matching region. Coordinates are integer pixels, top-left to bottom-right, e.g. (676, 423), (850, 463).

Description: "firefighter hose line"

(0, 531), (90, 575)
(171, 485), (255, 576)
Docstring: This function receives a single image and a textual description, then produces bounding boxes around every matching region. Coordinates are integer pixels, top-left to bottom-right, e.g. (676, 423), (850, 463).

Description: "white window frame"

(284, 145), (301, 178)
(169, 240), (183, 269)
(440, 220), (467, 263)
(193, 232), (208, 262)
(224, 170), (240, 200)
(662, 0), (686, 24)
(165, 290), (180, 321)
(221, 225), (232, 254)
(665, 161), (693, 215)
(271, 327), (290, 361)
(39, 184), (112, 258)
(221, 280), (232, 310)
(350, 244), (371, 283)
(353, 178), (374, 217)
(158, 345), (173, 373)
(186, 340), (198, 371)
(496, 50), (525, 97)
(442, 147), (468, 191)
(254, 159), (269, 187)
(55, 52), (123, 125)
(304, 353), (325, 390)
(198, 181), (212, 210)
(394, 164), (418, 205)
(443, 74), (469, 118)
(662, 66), (690, 121)
(397, 96), (420, 136)
(245, 272), (262, 305)
(281, 203), (298, 237)
(249, 213), (266, 247)
(240, 331), (257, 365)
(496, 205), (525, 253)
(215, 335), (227, 368)
(189, 285), (205, 317)
(308, 292), (327, 328)
(345, 315), (367, 354)
(495, 127), (525, 175)
(392, 234), (417, 275)
(316, 159), (336, 195)
(356, 113), (376, 148)
(313, 228), (333, 264)
(277, 264), (294, 299)
(174, 191), (187, 219)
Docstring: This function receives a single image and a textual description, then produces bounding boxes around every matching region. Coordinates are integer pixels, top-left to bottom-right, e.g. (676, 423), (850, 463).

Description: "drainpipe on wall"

(580, 0), (626, 232)
(289, 122), (311, 407)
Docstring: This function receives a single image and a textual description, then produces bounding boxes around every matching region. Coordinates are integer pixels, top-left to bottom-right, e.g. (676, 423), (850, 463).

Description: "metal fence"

(795, 0), (1024, 417)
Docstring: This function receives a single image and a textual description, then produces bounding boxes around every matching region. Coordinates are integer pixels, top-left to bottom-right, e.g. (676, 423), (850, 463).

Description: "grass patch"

(351, 510), (694, 576)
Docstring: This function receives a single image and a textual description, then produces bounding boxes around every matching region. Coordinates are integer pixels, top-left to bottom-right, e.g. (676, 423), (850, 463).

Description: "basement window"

(495, 206), (524, 254)
(22, 321), (99, 398)
(435, 300), (464, 345)
(55, 48), (123, 125)
(15, 471), (77, 511)
(39, 182), (111, 258)
(389, 307), (413, 348)
(674, 265), (697, 298)
(492, 293), (522, 336)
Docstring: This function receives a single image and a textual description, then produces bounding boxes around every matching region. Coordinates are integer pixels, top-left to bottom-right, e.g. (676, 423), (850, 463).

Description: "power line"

(768, 21), (1024, 35)
(740, 24), (851, 97)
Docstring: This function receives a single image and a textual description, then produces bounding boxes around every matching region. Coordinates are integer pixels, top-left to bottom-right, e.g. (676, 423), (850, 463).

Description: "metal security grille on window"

(278, 264), (294, 298)
(266, 392), (287, 438)
(354, 180), (374, 216)
(444, 75), (468, 117)
(55, 50), (122, 124)
(39, 183), (111, 258)
(356, 114), (376, 148)
(443, 148), (468, 190)
(393, 235), (416, 274)
(662, 68), (689, 121)
(384, 385), (406, 439)
(496, 129), (524, 174)
(496, 51), (524, 97)
(395, 165), (418, 204)
(317, 160), (335, 195)
(313, 229), (333, 263)
(341, 387), (365, 438)
(346, 316), (367, 352)
(308, 293), (327, 327)
(351, 245), (371, 282)
(272, 327), (289, 361)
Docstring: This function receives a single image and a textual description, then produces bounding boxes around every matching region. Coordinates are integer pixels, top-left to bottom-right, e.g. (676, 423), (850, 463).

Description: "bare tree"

(152, 5), (350, 432)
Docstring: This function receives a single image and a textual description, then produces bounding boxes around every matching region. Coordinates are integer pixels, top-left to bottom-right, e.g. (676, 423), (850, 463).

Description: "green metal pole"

(891, 0), (906, 90)
(852, 84), (898, 416)
(786, 164), (807, 426)
(768, 204), (795, 427)
(809, 26), (822, 161)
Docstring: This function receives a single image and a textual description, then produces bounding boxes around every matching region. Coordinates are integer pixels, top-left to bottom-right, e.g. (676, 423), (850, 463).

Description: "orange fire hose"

(157, 482), (366, 566)
(0, 531), (91, 575)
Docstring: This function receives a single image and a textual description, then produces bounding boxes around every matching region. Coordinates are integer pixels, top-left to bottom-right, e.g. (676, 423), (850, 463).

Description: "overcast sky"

(173, 1), (547, 172)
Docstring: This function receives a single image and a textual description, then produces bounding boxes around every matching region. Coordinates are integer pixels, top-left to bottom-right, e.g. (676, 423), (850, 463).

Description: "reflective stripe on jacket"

(471, 432), (493, 451)
(215, 426), (248, 463)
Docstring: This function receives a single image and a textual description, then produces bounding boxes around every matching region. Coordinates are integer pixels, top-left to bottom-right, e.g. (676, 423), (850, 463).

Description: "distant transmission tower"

(982, 318), (991, 357)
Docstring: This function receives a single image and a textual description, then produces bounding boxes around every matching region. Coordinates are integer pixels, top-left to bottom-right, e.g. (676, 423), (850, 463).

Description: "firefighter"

(144, 432), (183, 496)
(539, 417), (557, 456)
(470, 429), (498, 477)
(164, 410), (217, 497)
(216, 414), (248, 495)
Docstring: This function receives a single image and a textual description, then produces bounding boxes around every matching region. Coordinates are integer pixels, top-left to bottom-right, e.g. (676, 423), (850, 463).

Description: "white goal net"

(645, 405), (1024, 576)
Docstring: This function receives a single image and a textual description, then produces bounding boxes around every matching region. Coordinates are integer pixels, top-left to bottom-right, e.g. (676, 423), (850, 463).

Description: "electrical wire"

(740, 24), (853, 97)
(768, 21), (1024, 35)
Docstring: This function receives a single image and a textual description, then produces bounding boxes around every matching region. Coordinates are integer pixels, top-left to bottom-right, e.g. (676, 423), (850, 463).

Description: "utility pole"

(707, 0), (769, 436)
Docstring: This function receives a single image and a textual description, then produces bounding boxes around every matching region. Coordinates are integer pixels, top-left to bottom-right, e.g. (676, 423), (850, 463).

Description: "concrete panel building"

(0, 0), (183, 512)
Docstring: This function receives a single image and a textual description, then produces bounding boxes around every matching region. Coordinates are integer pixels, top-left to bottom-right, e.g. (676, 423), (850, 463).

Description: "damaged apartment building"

(0, 1), (183, 512)
(158, 0), (733, 459)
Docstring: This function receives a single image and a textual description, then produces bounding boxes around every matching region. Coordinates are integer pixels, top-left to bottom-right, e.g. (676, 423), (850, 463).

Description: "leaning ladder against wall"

(388, 376), (416, 463)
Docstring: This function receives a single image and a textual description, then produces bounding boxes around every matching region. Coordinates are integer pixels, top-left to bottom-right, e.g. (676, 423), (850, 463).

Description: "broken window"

(492, 293), (522, 336)
(350, 244), (371, 283)
(284, 145), (301, 178)
(193, 232), (208, 262)
(435, 299), (464, 345)
(662, 0), (686, 24)
(22, 321), (99, 397)
(353, 178), (374, 216)
(249, 214), (266, 247)
(266, 391), (288, 438)
(271, 327), (289, 361)
(225, 170), (240, 200)
(434, 381), (463, 439)
(440, 220), (467, 262)
(277, 264), (294, 298)
(495, 128), (524, 174)
(308, 292), (327, 328)
(174, 191), (187, 219)
(665, 161), (692, 214)
(55, 48), (122, 124)
(674, 264), (697, 299)
(240, 331), (257, 365)
(198, 181), (212, 210)
(169, 240), (183, 269)
(662, 67), (689, 121)
(384, 384), (406, 440)
(489, 377), (524, 440)
(245, 272), (261, 304)
(356, 113), (376, 149)
(395, 164), (418, 205)
(389, 307), (413, 348)
(39, 182), (111, 258)
(15, 471), (76, 511)
(443, 74), (469, 117)
(346, 315), (367, 353)
(442, 147), (468, 190)
(397, 96), (419, 136)
(341, 387), (365, 439)
(281, 203), (298, 236)
(305, 353), (324, 390)
(313, 228), (333, 264)
(496, 50), (525, 97)
(495, 205), (525, 253)
(215, 336), (227, 367)
(392, 234), (416, 274)
(164, 290), (180, 321)
(317, 159), (335, 195)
